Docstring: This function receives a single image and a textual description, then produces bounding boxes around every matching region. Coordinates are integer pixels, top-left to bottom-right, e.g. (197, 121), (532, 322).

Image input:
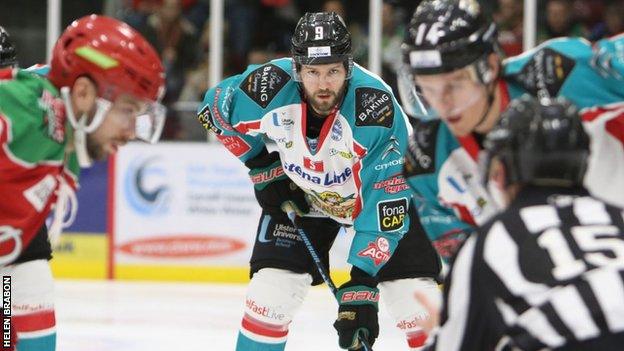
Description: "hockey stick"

(282, 203), (373, 351)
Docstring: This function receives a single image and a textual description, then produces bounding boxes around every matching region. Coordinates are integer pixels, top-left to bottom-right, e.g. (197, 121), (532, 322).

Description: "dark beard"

(310, 96), (336, 115)
(307, 85), (347, 116)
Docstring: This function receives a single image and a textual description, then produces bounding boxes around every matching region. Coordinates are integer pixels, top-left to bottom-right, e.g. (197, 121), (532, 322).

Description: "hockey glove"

(247, 150), (309, 217)
(333, 274), (379, 350)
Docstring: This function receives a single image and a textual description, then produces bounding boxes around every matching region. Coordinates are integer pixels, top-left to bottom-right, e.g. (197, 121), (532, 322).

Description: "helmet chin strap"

(60, 87), (111, 168)
(473, 81), (496, 132)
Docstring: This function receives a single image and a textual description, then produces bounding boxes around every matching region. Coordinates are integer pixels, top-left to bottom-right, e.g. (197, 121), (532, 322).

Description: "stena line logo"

(283, 161), (352, 186)
(117, 235), (245, 258)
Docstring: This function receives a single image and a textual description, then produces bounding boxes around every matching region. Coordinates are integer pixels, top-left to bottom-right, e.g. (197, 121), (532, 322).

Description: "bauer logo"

(377, 198), (408, 232)
(123, 156), (171, 216)
(117, 235), (245, 258)
(339, 290), (380, 304)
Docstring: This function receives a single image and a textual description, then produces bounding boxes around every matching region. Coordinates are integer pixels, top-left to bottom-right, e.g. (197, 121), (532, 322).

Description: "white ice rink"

(56, 280), (409, 351)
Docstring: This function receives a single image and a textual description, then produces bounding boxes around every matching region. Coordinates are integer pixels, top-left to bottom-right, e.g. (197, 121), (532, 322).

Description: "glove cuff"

(348, 266), (377, 288)
(248, 159), (287, 190)
(244, 148), (278, 169)
(335, 285), (380, 311)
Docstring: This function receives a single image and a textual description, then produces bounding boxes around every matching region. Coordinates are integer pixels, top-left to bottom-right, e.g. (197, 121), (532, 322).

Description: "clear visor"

(397, 65), (436, 120)
(135, 101), (166, 143)
(397, 64), (486, 120)
(292, 55), (353, 82)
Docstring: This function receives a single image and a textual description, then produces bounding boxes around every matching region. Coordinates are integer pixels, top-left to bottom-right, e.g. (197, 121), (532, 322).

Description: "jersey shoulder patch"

(404, 119), (441, 176)
(507, 46), (576, 99)
(239, 63), (291, 108)
(197, 84), (236, 135)
(354, 87), (394, 128)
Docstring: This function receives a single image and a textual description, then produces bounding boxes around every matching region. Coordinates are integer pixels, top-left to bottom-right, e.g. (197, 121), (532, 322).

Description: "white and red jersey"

(0, 68), (78, 266)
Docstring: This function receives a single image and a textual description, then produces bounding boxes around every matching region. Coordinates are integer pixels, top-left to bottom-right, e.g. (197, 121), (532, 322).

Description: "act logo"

(357, 237), (391, 266)
(377, 198), (408, 232)
(124, 156), (171, 216)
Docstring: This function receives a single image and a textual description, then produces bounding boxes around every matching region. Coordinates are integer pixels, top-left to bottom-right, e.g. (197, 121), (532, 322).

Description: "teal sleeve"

(504, 37), (624, 107)
(197, 75), (266, 163)
(403, 120), (475, 262)
(592, 35), (624, 82)
(347, 94), (411, 276)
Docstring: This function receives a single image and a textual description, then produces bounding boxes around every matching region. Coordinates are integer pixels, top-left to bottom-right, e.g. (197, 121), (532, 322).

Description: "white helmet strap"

(60, 86), (111, 168)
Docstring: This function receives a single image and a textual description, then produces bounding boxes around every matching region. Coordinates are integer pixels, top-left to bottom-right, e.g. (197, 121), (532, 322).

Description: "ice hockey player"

(198, 11), (441, 351)
(0, 15), (165, 351)
(423, 95), (624, 351)
(400, 0), (624, 261)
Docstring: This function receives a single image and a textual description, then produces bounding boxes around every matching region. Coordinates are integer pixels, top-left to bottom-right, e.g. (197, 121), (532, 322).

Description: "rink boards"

(51, 142), (351, 284)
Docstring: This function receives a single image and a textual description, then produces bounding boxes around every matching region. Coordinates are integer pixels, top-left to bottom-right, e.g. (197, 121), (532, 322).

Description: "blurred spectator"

(380, 1), (406, 97)
(589, 1), (624, 41)
(573, 0), (606, 33)
(182, 0), (210, 32)
(178, 59), (209, 102)
(538, 0), (587, 43)
(255, 1), (299, 57)
(137, 0), (198, 103)
(322, 0), (368, 64)
(161, 107), (187, 140)
(494, 0), (523, 56)
(247, 46), (278, 65)
(122, 0), (162, 30)
(224, 0), (260, 73)
(178, 18), (217, 103)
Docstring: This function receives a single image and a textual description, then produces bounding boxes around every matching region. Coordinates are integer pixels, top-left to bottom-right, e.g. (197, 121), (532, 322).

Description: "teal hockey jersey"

(198, 58), (415, 276)
(404, 35), (624, 261)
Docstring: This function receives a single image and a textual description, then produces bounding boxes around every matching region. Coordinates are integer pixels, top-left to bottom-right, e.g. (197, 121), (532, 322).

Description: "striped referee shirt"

(426, 186), (624, 351)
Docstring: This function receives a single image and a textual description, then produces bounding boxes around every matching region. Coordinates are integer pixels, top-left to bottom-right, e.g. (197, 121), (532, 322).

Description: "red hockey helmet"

(49, 15), (166, 163)
(49, 14), (164, 103)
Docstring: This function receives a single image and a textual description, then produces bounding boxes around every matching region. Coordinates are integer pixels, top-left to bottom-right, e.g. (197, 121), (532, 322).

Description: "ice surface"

(56, 280), (410, 351)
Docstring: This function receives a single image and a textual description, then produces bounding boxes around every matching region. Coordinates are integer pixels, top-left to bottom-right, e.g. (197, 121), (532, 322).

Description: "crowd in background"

(2, 0), (624, 140)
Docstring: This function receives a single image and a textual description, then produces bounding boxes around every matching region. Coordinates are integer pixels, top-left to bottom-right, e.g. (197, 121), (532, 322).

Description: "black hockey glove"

(246, 150), (310, 217)
(333, 268), (379, 350)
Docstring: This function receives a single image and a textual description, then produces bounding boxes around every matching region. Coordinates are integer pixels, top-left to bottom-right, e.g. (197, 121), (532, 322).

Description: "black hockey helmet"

(482, 95), (590, 187)
(401, 0), (498, 81)
(291, 12), (353, 79)
(0, 26), (17, 68)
